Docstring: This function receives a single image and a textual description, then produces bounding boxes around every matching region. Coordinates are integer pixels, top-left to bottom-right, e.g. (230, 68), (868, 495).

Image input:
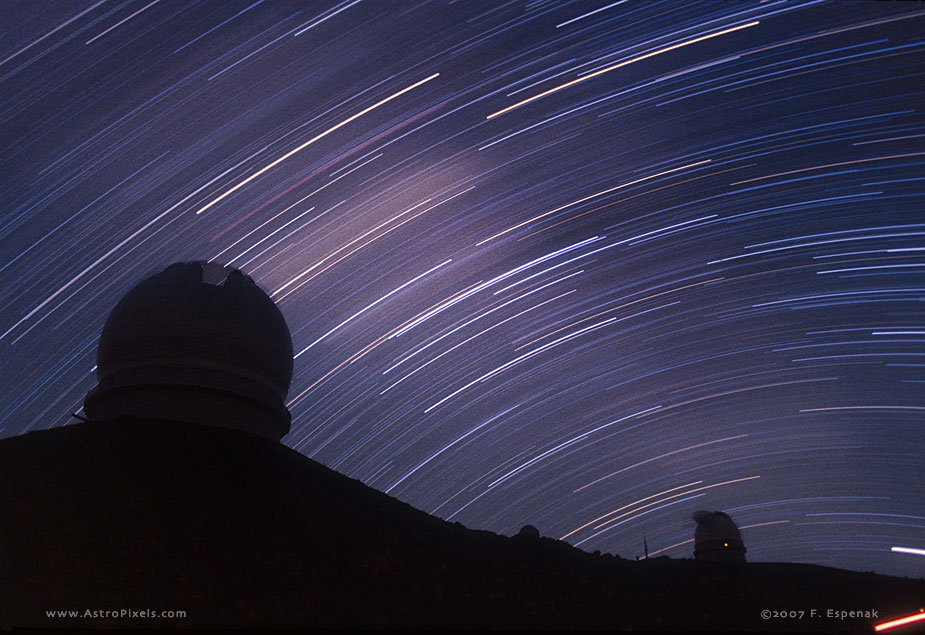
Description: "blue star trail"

(1, 0), (922, 578)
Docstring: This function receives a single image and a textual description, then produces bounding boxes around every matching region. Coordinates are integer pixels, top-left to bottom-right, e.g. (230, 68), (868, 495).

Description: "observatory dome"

(83, 261), (293, 440)
(692, 511), (746, 563)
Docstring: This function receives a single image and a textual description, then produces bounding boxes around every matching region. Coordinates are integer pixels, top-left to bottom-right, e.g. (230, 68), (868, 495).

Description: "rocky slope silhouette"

(1, 418), (921, 631)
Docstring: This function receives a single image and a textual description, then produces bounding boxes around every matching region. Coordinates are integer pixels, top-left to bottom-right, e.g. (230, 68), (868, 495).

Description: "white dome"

(83, 262), (294, 440)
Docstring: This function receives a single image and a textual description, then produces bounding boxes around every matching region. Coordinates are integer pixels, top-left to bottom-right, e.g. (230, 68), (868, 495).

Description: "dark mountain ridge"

(1, 418), (921, 631)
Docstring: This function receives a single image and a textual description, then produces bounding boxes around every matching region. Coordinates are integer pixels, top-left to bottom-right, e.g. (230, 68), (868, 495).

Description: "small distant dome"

(692, 511), (746, 563)
(517, 525), (540, 539)
(83, 262), (294, 440)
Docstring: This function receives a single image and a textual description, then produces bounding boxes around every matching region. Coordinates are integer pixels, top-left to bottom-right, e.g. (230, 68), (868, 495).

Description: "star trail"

(1, 1), (922, 578)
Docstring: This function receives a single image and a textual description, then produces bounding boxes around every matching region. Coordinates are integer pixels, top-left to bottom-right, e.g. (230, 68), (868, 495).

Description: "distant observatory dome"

(83, 261), (294, 440)
(692, 511), (746, 563)
(517, 525), (540, 539)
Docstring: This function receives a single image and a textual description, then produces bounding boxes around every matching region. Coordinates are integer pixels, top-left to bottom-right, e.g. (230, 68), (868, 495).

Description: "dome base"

(83, 384), (288, 440)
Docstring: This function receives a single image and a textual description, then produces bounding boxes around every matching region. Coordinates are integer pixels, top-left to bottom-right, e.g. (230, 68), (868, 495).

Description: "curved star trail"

(1, 0), (922, 578)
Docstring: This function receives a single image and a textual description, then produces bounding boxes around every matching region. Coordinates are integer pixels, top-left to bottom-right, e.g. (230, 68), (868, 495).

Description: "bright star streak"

(194, 73), (440, 216)
(486, 21), (759, 119)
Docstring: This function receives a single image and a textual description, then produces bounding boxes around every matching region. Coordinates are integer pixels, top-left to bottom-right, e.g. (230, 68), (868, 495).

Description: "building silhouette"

(692, 511), (746, 563)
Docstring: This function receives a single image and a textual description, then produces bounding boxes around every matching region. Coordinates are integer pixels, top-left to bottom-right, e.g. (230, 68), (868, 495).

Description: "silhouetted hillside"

(1, 418), (922, 631)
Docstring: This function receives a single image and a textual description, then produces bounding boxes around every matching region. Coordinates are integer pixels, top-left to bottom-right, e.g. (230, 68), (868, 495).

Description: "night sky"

(1, 1), (923, 579)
